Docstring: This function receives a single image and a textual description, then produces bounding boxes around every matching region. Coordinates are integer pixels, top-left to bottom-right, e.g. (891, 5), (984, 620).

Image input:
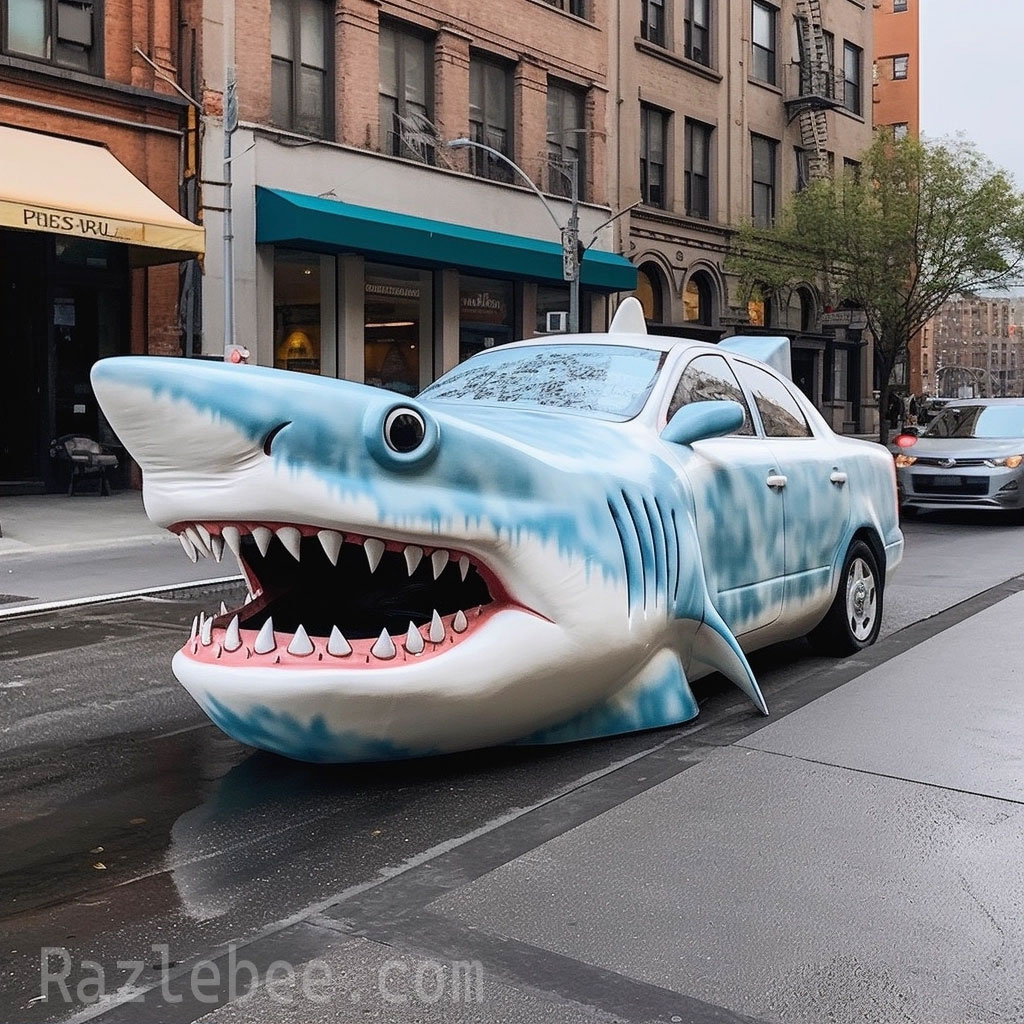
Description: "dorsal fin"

(608, 296), (648, 336)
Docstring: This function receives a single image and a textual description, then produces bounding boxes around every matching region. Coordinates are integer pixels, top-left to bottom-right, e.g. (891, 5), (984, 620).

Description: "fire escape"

(787, 0), (842, 183)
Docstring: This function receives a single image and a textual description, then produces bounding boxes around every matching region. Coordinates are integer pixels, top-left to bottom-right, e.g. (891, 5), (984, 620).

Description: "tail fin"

(693, 603), (769, 715)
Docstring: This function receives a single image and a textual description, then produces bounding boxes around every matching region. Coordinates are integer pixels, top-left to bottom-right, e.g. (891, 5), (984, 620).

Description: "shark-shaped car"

(90, 298), (902, 762)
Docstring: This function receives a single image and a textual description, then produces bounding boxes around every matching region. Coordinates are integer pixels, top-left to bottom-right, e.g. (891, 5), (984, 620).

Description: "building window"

(892, 122), (909, 140)
(843, 41), (862, 115)
(274, 250), (326, 375)
(843, 157), (860, 181)
(752, 1), (776, 85)
(640, 105), (667, 209)
(683, 273), (713, 324)
(893, 0), (907, 10)
(271, 0), (330, 136)
(544, 0), (585, 15)
(684, 0), (710, 66)
(2, 0), (99, 72)
(547, 80), (586, 200)
(795, 147), (810, 191)
(379, 22), (434, 163)
(635, 263), (664, 322)
(469, 54), (513, 183)
(892, 54), (908, 80)
(684, 119), (712, 219)
(459, 276), (514, 362)
(365, 264), (432, 395)
(751, 133), (776, 227)
(641, 0), (664, 47)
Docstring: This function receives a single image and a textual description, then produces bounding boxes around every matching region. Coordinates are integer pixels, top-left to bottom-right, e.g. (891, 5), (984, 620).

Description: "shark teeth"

(318, 530), (343, 566)
(254, 618), (276, 654)
(364, 538), (385, 573)
(428, 609), (445, 643)
(404, 544), (423, 576)
(277, 526), (302, 561)
(431, 549), (449, 579)
(328, 626), (352, 657)
(252, 526), (273, 557)
(179, 533), (198, 563)
(287, 625), (315, 656)
(224, 615), (242, 652)
(405, 622), (425, 655)
(370, 628), (397, 660)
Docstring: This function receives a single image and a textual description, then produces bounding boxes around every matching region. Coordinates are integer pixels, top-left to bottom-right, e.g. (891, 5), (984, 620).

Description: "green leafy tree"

(728, 134), (1024, 443)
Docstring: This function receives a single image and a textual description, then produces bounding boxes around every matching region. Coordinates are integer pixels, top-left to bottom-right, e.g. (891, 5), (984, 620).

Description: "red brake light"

(895, 433), (918, 448)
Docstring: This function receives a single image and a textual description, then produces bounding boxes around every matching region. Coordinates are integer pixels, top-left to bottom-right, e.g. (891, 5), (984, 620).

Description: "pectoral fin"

(693, 603), (769, 715)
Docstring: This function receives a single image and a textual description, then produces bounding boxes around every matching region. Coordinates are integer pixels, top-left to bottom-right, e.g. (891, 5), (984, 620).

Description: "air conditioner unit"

(546, 311), (569, 333)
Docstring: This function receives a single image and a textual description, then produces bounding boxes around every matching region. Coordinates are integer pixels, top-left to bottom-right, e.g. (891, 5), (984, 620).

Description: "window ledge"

(634, 38), (722, 82)
(747, 76), (783, 96)
(633, 203), (729, 236)
(525, 0), (598, 28)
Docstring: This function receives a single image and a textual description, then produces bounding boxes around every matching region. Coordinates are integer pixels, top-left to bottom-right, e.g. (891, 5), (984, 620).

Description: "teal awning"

(256, 187), (637, 293)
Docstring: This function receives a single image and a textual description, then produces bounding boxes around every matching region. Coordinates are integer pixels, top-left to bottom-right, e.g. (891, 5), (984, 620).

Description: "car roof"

(933, 397), (1024, 406)
(497, 332), (717, 357)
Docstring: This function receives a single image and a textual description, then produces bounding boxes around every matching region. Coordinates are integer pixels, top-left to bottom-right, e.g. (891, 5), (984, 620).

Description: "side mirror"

(662, 400), (746, 446)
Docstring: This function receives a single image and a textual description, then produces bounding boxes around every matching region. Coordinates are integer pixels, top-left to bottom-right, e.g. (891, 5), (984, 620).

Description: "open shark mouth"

(173, 521), (507, 668)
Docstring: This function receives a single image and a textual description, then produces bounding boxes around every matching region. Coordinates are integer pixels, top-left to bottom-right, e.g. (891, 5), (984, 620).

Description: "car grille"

(911, 456), (989, 468)
(911, 473), (989, 496)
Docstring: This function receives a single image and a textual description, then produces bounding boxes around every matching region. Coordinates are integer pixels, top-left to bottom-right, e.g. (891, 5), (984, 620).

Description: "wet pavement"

(3, 510), (1024, 1022)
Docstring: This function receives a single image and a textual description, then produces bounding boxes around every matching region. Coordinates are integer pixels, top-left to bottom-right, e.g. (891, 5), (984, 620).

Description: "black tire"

(808, 540), (883, 656)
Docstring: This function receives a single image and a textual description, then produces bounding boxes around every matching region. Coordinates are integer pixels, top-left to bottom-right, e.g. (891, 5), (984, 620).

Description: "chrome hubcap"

(846, 557), (877, 641)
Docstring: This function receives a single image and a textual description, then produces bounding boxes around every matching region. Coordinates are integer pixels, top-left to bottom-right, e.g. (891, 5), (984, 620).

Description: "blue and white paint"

(90, 299), (902, 763)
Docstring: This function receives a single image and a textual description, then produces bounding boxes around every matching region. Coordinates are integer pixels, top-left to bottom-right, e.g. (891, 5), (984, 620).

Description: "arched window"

(635, 262), (664, 322)
(798, 287), (815, 332)
(683, 272), (714, 324)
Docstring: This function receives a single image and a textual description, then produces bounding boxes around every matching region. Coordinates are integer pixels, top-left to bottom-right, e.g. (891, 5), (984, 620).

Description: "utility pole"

(222, 0), (237, 353)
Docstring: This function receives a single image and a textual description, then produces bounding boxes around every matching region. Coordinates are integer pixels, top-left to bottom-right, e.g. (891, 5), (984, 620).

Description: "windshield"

(419, 344), (666, 421)
(923, 404), (1024, 439)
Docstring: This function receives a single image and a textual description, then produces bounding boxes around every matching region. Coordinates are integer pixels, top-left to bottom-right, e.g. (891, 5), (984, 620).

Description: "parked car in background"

(917, 397), (952, 427)
(893, 398), (1024, 518)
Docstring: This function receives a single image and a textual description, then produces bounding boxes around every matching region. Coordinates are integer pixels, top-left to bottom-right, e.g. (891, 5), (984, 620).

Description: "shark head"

(92, 348), (764, 762)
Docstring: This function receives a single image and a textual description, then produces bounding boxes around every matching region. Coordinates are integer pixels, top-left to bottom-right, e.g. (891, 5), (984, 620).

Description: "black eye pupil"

(387, 412), (425, 453)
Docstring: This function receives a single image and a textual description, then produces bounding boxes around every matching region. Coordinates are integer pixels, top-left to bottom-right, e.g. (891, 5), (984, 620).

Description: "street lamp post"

(448, 138), (580, 333)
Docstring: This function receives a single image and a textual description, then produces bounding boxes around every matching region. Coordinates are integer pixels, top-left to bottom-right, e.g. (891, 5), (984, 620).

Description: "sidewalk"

(0, 489), (168, 555)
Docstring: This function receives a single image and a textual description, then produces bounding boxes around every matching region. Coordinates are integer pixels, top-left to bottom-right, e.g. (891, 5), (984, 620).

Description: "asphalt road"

(2, 512), (1024, 1024)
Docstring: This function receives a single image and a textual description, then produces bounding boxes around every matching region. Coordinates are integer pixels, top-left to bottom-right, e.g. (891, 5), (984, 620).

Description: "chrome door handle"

(830, 470), (848, 485)
(766, 474), (787, 489)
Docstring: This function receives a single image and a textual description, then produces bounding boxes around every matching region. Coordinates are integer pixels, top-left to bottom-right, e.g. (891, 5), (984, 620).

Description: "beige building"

(196, 0), (875, 427)
(616, 0), (875, 431)
(921, 295), (1024, 399)
(199, 0), (635, 391)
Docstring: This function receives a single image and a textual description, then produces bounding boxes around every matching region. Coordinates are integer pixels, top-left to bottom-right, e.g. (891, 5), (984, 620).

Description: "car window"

(923, 403), (1024, 439)
(734, 362), (812, 437)
(667, 354), (755, 435)
(419, 344), (666, 421)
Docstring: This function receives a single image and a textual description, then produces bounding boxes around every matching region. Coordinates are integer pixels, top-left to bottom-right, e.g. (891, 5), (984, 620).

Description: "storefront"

(0, 126), (204, 493)
(255, 185), (635, 392)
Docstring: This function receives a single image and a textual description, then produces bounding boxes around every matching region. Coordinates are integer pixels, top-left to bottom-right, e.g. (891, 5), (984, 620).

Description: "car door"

(665, 353), (786, 636)
(732, 360), (851, 609)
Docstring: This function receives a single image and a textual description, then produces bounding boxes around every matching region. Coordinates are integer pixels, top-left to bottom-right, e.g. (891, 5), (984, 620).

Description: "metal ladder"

(794, 0), (831, 182)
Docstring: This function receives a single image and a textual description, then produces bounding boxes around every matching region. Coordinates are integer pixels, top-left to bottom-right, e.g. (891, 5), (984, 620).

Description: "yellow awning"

(0, 125), (204, 266)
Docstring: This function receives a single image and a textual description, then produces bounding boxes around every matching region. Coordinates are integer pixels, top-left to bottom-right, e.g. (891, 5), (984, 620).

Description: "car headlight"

(894, 454), (917, 467)
(984, 455), (1024, 468)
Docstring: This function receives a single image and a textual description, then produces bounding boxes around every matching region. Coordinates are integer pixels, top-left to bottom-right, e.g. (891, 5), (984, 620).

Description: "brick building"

(198, 0), (635, 387)
(0, 0), (204, 493)
(872, 0), (918, 141)
(618, 0), (875, 432)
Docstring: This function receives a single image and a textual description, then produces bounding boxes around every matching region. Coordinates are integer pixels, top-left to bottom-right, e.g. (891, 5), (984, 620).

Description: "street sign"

(821, 309), (868, 329)
(561, 227), (577, 282)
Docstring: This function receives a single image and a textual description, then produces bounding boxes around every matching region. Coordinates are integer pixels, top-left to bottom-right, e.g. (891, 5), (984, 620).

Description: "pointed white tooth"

(327, 626), (352, 657)
(185, 526), (210, 557)
(224, 615), (242, 652)
(318, 530), (343, 566)
(405, 622), (425, 655)
(195, 524), (213, 548)
(243, 591), (253, 605)
(371, 628), (397, 660)
(404, 545), (424, 575)
(252, 526), (273, 557)
(431, 550), (449, 579)
(453, 610), (468, 634)
(189, 615), (199, 640)
(200, 616), (213, 646)
(458, 556), (470, 581)
(428, 609), (445, 643)
(179, 533), (198, 563)
(210, 535), (225, 563)
(287, 625), (315, 656)
(222, 525), (242, 558)
(277, 526), (302, 561)
(364, 538), (385, 573)
(254, 618), (277, 654)
(219, 601), (228, 616)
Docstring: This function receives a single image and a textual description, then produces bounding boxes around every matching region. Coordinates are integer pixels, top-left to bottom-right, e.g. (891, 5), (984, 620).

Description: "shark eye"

(384, 408), (426, 453)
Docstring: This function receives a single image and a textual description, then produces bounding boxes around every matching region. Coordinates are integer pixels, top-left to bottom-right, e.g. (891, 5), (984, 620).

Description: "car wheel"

(809, 540), (883, 656)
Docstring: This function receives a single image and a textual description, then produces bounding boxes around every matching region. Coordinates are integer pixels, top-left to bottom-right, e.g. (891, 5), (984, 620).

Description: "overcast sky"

(920, 1), (1024, 186)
